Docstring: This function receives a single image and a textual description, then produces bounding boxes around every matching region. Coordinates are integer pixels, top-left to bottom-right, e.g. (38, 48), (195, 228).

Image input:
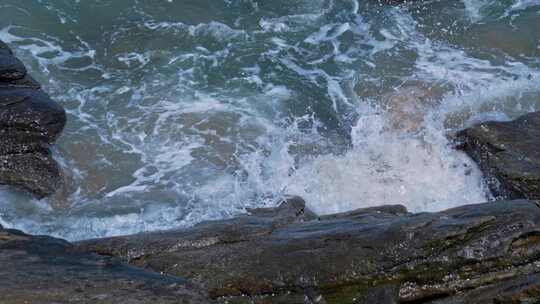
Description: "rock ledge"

(0, 40), (66, 197)
(77, 197), (540, 303)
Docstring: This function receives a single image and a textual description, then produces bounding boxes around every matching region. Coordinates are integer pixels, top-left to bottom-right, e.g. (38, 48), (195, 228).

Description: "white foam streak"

(0, 26), (96, 73)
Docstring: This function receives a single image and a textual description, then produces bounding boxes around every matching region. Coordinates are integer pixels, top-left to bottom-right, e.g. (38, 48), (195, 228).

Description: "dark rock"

(319, 204), (409, 220)
(0, 40), (12, 55)
(0, 226), (211, 304)
(428, 273), (540, 303)
(247, 195), (318, 223)
(77, 199), (540, 303)
(77, 196), (316, 263)
(0, 54), (27, 81)
(457, 111), (540, 200)
(0, 40), (66, 198)
(0, 153), (63, 199)
(0, 87), (67, 141)
(0, 128), (50, 155)
(2, 74), (42, 89)
(364, 285), (399, 304)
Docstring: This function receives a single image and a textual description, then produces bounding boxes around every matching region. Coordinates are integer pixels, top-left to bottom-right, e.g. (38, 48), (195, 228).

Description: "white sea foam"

(509, 0), (540, 13)
(463, 0), (491, 21)
(286, 116), (489, 214)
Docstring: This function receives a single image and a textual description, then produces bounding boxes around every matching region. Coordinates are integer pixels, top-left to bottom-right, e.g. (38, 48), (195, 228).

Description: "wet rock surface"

(0, 224), (211, 304)
(458, 111), (540, 200)
(77, 197), (540, 303)
(0, 40), (66, 197)
(0, 53), (26, 81)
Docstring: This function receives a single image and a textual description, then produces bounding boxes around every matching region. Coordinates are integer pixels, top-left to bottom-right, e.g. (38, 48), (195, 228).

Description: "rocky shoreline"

(0, 224), (210, 303)
(76, 198), (540, 303)
(1, 40), (539, 303)
(0, 40), (66, 198)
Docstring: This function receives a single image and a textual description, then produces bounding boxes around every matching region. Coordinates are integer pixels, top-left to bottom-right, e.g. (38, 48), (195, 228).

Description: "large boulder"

(77, 197), (540, 303)
(0, 40), (66, 198)
(0, 225), (211, 303)
(457, 111), (540, 200)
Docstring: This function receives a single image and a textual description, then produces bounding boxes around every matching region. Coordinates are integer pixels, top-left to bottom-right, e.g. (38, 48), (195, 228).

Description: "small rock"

(457, 111), (540, 200)
(0, 54), (26, 81)
(0, 41), (13, 55)
(77, 200), (540, 303)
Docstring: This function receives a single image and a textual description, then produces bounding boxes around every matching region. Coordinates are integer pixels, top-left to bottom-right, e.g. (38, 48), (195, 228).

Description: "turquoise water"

(0, 0), (539, 240)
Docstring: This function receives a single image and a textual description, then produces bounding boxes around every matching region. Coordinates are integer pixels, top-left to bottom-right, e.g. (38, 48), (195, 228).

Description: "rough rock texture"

(457, 111), (540, 200)
(77, 197), (540, 303)
(0, 53), (27, 80)
(0, 40), (66, 197)
(0, 224), (211, 303)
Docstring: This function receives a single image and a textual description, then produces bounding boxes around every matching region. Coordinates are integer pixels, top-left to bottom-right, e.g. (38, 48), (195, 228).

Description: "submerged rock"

(381, 84), (443, 134)
(0, 54), (26, 81)
(457, 111), (540, 200)
(0, 225), (210, 304)
(77, 197), (540, 303)
(0, 40), (66, 198)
